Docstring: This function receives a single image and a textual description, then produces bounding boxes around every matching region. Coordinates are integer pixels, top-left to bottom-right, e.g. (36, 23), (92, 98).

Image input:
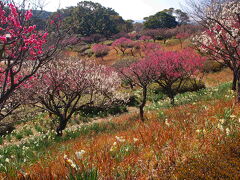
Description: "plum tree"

(0, 1), (68, 121)
(193, 1), (240, 100)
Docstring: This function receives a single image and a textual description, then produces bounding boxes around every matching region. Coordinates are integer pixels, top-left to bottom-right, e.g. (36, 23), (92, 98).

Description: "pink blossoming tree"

(117, 59), (157, 121)
(92, 44), (110, 61)
(193, 1), (240, 99)
(27, 58), (129, 136)
(150, 49), (205, 105)
(112, 37), (135, 55)
(139, 35), (152, 42)
(118, 48), (205, 121)
(0, 1), (70, 121)
(176, 32), (190, 48)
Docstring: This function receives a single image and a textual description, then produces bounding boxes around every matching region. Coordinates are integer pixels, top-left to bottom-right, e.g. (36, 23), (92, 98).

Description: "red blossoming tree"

(118, 48), (205, 120)
(150, 49), (205, 105)
(117, 59), (157, 121)
(112, 37), (135, 55)
(92, 44), (110, 61)
(0, 1), (70, 121)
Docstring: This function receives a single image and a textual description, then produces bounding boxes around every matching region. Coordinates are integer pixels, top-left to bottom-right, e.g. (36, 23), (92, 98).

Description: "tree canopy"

(162, 8), (190, 25)
(61, 1), (131, 37)
(144, 11), (178, 29)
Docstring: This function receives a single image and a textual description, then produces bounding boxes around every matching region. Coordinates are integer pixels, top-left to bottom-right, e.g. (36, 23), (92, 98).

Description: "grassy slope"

(2, 39), (240, 179)
(20, 81), (240, 179)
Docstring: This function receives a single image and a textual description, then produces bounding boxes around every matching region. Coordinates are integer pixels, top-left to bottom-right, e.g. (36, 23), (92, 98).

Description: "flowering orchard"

(0, 2), (68, 121)
(193, 1), (240, 99)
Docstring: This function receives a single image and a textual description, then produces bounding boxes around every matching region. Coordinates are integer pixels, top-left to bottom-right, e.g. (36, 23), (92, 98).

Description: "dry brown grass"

(17, 96), (240, 179)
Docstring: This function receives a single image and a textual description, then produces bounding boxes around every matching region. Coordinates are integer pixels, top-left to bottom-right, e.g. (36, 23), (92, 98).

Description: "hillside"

(0, 38), (239, 179)
(0, 1), (240, 179)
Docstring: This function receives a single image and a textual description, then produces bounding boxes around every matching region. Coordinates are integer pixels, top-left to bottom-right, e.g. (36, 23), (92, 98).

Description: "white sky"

(44, 0), (186, 20)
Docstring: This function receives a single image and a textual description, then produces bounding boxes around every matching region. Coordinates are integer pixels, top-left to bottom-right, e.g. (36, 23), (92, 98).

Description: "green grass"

(0, 119), (134, 174)
(0, 81), (235, 176)
(147, 82), (233, 110)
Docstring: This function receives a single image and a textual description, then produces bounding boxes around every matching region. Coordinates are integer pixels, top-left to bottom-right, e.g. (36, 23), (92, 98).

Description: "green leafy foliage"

(144, 12), (178, 29)
(62, 1), (129, 37)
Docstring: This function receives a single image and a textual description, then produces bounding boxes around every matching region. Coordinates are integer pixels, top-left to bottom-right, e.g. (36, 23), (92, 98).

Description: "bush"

(148, 86), (165, 103)
(126, 95), (140, 107)
(154, 78), (205, 95)
(112, 57), (138, 69)
(176, 79), (205, 93)
(92, 44), (110, 59)
(73, 44), (91, 53)
(80, 49), (94, 57)
(79, 105), (128, 119)
(203, 60), (225, 73)
(102, 40), (113, 46)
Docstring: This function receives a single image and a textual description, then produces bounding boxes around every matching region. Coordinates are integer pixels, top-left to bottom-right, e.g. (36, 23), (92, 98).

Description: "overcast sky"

(44, 0), (186, 20)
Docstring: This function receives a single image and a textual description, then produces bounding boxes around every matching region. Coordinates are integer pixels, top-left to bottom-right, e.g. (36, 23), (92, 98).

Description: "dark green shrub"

(74, 44), (91, 53)
(176, 79), (205, 93)
(112, 57), (138, 69)
(127, 95), (140, 107)
(0, 137), (3, 145)
(203, 60), (225, 73)
(79, 105), (128, 119)
(155, 78), (205, 95)
(80, 49), (93, 57)
(148, 89), (165, 103)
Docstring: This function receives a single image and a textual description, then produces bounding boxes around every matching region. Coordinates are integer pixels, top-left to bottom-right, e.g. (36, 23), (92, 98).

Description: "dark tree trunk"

(120, 48), (126, 55)
(179, 39), (182, 49)
(114, 47), (119, 54)
(170, 97), (175, 105)
(56, 118), (68, 136)
(169, 92), (175, 105)
(139, 86), (147, 122)
(237, 73), (240, 102)
(130, 49), (135, 56)
(232, 71), (238, 91)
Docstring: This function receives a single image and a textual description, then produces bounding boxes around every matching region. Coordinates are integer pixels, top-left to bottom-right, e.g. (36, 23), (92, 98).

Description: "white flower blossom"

(75, 150), (86, 159)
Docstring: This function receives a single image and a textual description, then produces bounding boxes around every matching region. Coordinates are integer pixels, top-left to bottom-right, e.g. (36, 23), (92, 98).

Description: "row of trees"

(36, 2), (191, 42)
(81, 23), (202, 45)
(91, 29), (193, 60)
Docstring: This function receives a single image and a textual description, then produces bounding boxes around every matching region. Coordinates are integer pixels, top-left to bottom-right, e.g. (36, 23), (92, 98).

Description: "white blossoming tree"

(193, 1), (240, 99)
(26, 58), (129, 136)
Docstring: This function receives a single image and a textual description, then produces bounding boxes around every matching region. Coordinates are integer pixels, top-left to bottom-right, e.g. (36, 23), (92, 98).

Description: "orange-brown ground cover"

(16, 95), (240, 179)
